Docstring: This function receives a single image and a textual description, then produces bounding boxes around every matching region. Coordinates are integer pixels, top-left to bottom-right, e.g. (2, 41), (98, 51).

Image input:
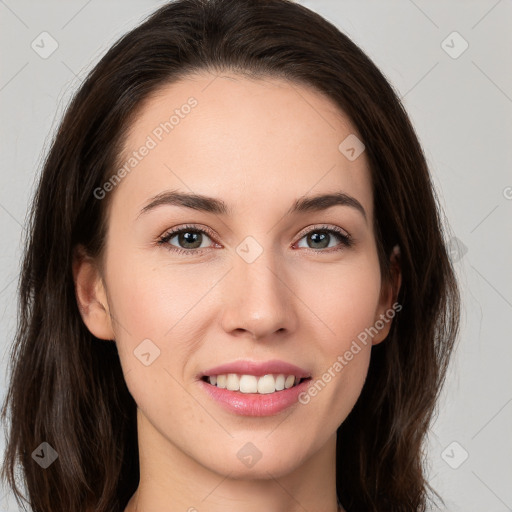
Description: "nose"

(219, 244), (297, 341)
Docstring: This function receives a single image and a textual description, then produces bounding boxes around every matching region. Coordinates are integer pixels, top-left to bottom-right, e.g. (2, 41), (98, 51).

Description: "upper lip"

(199, 359), (311, 379)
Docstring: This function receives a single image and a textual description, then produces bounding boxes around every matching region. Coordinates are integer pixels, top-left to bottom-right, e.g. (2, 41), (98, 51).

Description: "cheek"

(104, 250), (226, 393)
(107, 257), (209, 430)
(303, 255), (382, 349)
(295, 256), (381, 423)
(106, 252), (206, 339)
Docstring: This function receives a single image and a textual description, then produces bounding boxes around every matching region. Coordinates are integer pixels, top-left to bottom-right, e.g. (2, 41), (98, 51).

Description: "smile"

(202, 373), (308, 394)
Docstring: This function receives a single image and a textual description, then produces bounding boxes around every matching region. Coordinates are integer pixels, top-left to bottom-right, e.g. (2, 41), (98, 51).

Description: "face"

(78, 72), (397, 481)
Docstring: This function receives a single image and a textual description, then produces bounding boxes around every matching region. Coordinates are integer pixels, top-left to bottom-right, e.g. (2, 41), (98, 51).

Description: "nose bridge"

(221, 234), (294, 338)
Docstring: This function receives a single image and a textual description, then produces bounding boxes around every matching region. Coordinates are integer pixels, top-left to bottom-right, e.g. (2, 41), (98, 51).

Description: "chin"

(200, 442), (309, 480)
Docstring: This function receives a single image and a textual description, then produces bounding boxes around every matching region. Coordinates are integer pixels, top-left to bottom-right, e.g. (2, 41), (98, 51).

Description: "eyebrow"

(137, 190), (367, 221)
(290, 192), (367, 221)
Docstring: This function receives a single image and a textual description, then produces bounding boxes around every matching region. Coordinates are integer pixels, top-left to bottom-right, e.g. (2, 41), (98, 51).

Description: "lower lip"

(198, 378), (312, 417)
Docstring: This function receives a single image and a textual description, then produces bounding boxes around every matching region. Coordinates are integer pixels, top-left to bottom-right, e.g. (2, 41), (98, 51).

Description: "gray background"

(1, 0), (511, 510)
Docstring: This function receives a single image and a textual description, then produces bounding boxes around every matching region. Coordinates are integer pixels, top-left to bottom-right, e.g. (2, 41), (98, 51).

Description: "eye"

(157, 224), (218, 255)
(295, 225), (352, 252)
(157, 223), (353, 256)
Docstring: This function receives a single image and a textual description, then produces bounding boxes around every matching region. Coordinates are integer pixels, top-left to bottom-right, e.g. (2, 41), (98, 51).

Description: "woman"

(1, 0), (460, 510)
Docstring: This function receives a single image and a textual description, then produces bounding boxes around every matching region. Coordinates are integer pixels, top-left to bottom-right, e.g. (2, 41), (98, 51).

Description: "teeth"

(284, 375), (295, 389)
(240, 375), (258, 393)
(257, 374), (275, 394)
(206, 373), (302, 394)
(226, 373), (239, 391)
(216, 374), (226, 388)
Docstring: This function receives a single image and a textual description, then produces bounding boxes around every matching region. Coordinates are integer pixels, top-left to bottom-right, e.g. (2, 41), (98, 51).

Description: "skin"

(74, 72), (401, 512)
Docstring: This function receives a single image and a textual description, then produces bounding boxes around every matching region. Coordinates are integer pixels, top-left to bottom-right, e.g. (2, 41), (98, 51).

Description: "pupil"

(309, 231), (329, 249)
(180, 231), (201, 249)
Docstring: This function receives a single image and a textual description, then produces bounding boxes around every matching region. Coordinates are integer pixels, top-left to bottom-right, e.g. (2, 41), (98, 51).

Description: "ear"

(372, 244), (402, 345)
(72, 245), (115, 340)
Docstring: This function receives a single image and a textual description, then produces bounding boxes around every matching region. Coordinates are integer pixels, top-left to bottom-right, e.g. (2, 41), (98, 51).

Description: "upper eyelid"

(295, 224), (350, 239)
(162, 224), (216, 241)
(161, 223), (351, 245)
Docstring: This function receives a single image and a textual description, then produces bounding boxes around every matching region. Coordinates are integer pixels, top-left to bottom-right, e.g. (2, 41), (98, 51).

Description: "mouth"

(197, 359), (312, 416)
(198, 373), (313, 417)
(201, 373), (312, 395)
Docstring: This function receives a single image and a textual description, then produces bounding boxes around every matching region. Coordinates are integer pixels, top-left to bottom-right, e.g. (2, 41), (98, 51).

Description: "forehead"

(112, 72), (373, 221)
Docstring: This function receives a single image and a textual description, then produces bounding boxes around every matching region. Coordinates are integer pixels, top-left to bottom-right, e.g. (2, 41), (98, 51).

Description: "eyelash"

(157, 223), (353, 256)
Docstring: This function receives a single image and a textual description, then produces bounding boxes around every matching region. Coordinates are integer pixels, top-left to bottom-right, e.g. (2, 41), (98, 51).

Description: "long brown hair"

(1, 1), (460, 510)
